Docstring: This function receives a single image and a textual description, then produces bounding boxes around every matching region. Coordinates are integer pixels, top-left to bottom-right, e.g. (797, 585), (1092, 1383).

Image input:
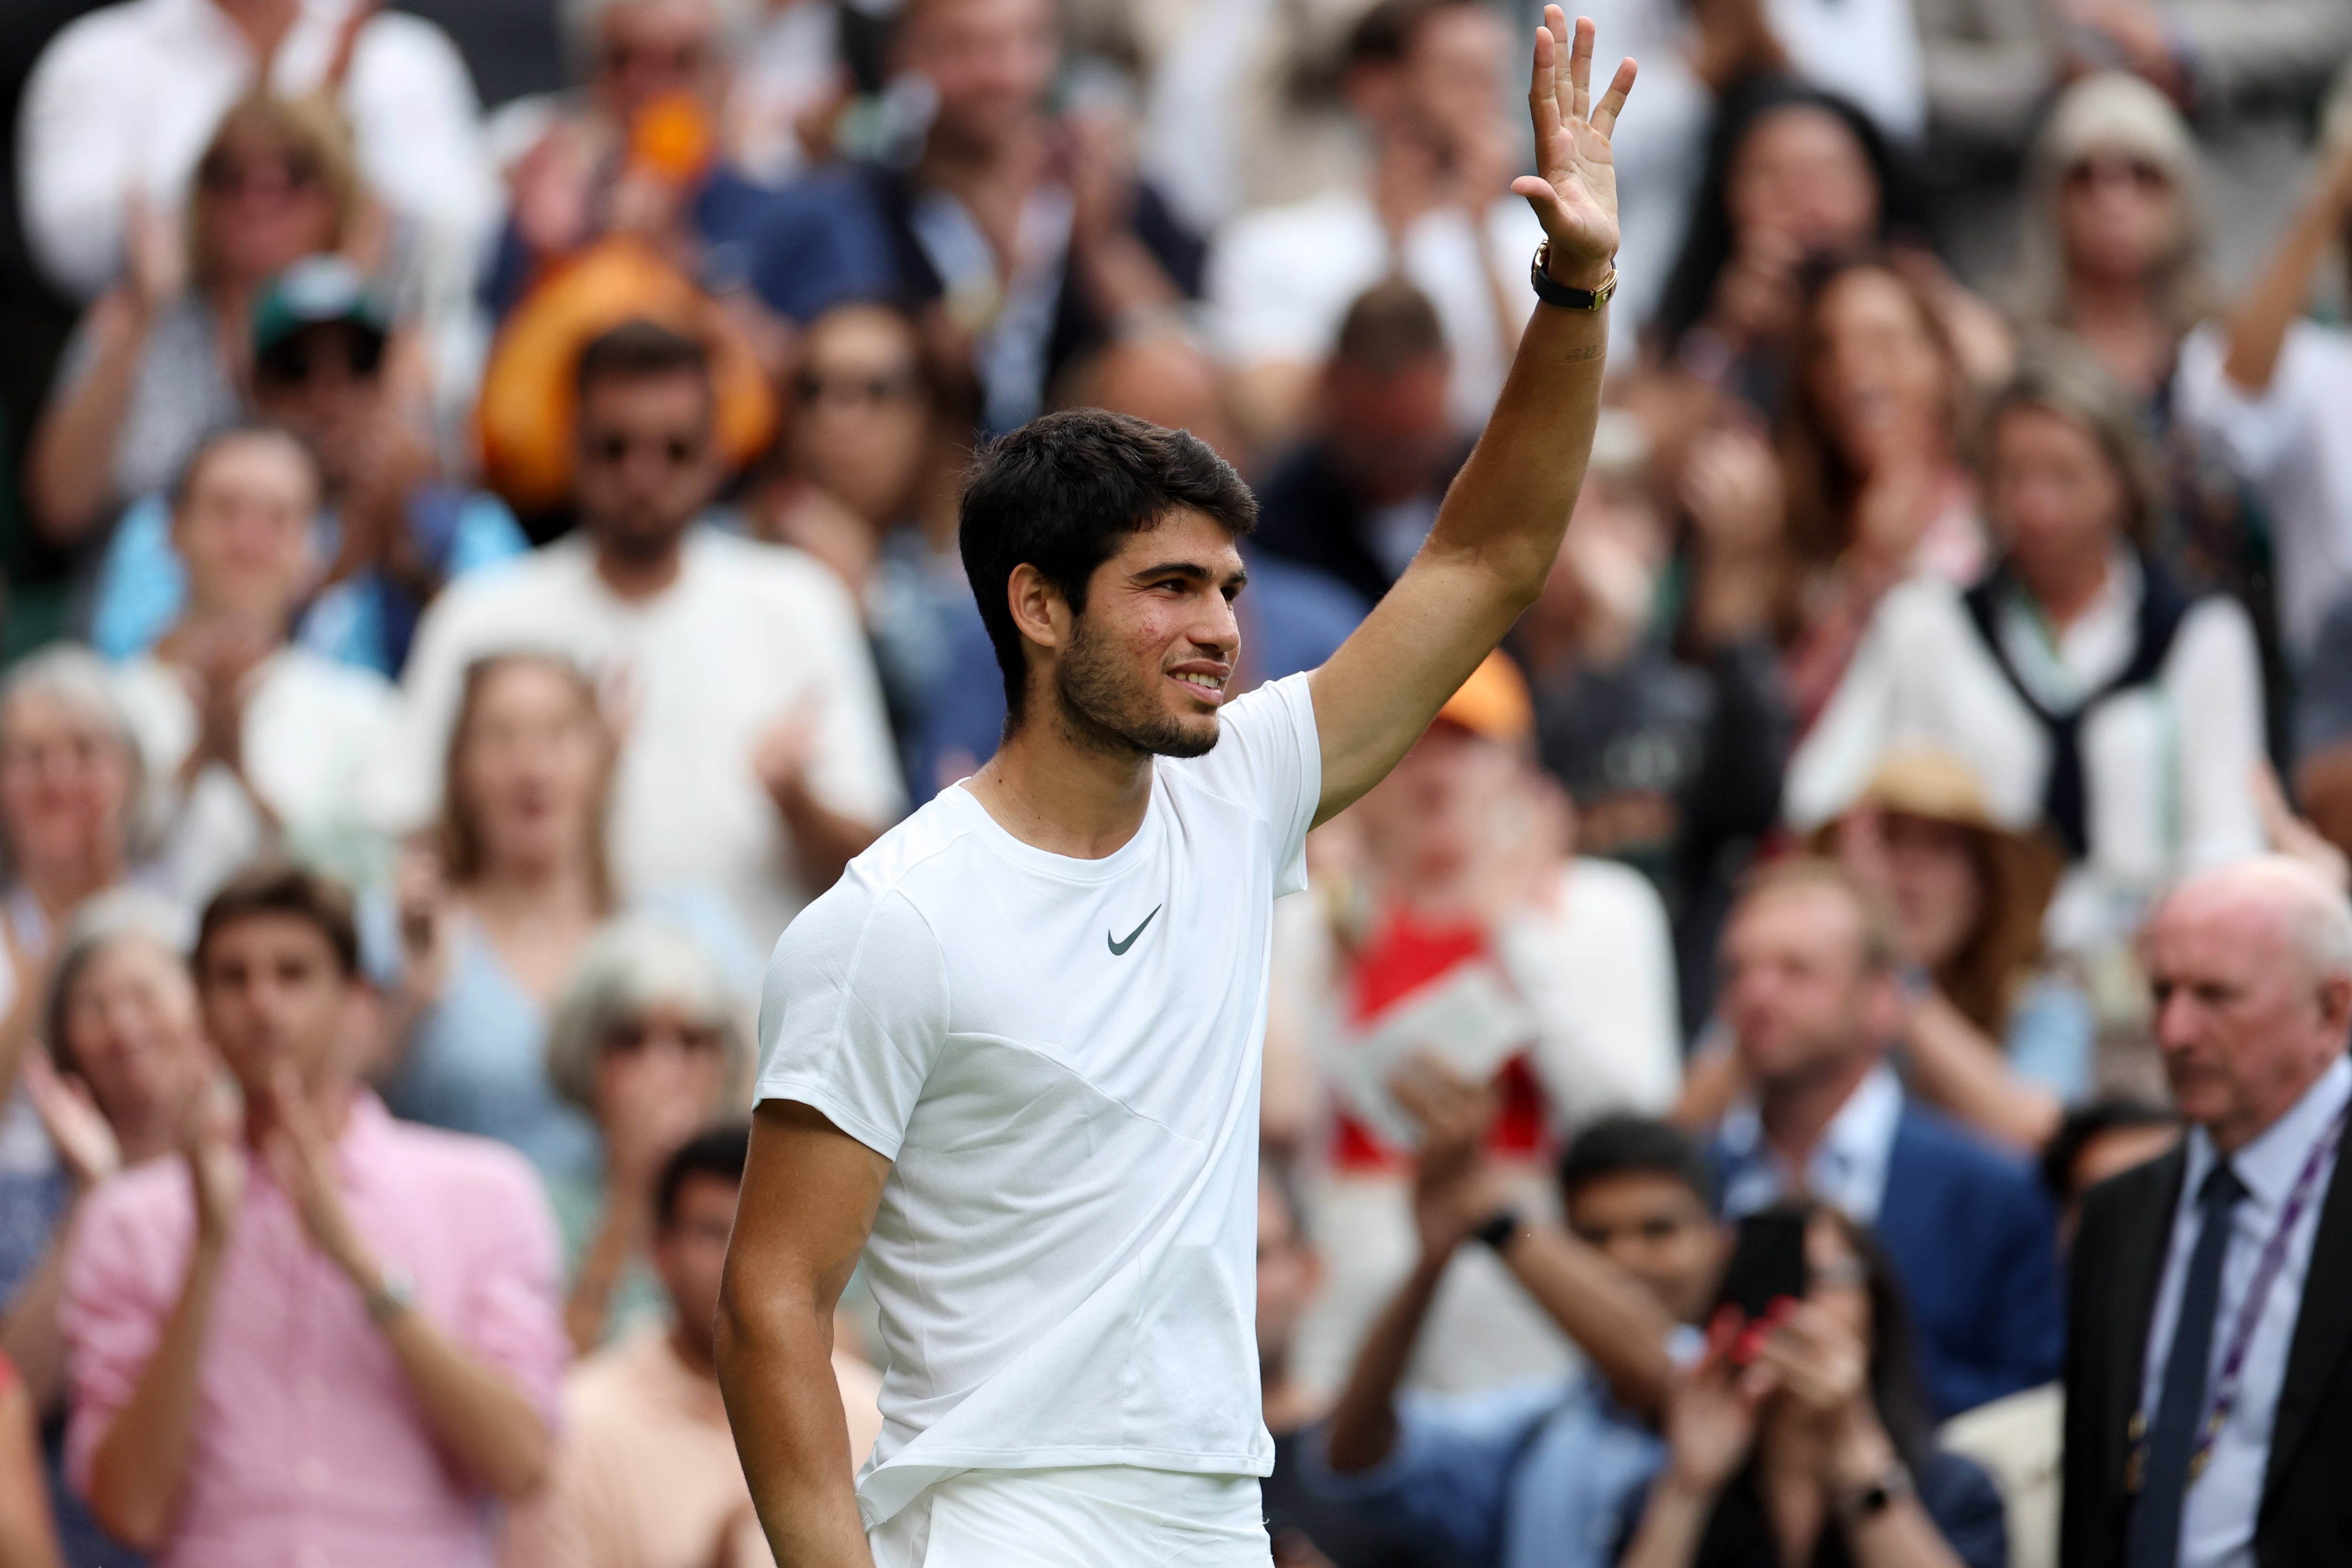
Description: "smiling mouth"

(1170, 671), (1228, 704)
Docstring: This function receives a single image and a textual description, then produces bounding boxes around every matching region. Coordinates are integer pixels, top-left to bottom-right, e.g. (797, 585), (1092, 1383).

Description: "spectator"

(502, 1123), (882, 1568)
(755, 301), (965, 781)
(397, 321), (905, 955)
(542, 915), (749, 1352)
(1766, 261), (1989, 729)
(2291, 599), (2352, 865)
(2063, 0), (2352, 288)
(0, 1352), (62, 1568)
(2014, 73), (2212, 407)
(63, 863), (566, 1563)
(3, 895), (211, 1419)
(2061, 858), (2352, 1568)
(91, 259), (530, 677)
(1308, 1114), (1722, 1568)
(15, 0), (494, 306)
(1251, 281), (1468, 608)
(0, 650), (160, 1383)
(1785, 345), (2265, 958)
(748, 0), (1202, 435)
(1705, 858), (2064, 1419)
(382, 654), (617, 1178)
(1518, 414), (1788, 1033)
(1937, 1098), (2177, 1568)
(23, 95), (359, 549)
(0, 895), (206, 1568)
(1650, 80), (1907, 406)
(2175, 96), (2352, 675)
(489, 0), (783, 319)
(1618, 1198), (2005, 1568)
(1295, 653), (1682, 1396)
(1813, 748), (2092, 1149)
(108, 424), (400, 907)
(1205, 0), (1538, 444)
(1260, 1164), (1467, 1568)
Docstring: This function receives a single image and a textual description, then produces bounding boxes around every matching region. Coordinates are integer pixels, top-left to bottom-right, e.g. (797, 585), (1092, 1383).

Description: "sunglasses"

(2064, 156), (2170, 193)
(793, 367), (924, 407)
(256, 326), (385, 388)
(199, 152), (324, 199)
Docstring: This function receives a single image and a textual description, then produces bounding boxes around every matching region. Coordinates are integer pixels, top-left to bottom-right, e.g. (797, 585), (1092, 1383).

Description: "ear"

(2317, 972), (2352, 1039)
(1005, 563), (1073, 655)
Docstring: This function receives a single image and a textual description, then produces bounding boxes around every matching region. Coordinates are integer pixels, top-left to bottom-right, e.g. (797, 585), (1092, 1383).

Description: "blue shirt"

(1297, 1371), (1664, 1568)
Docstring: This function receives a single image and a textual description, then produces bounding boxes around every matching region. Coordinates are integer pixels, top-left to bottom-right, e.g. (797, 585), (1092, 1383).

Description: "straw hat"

(1811, 747), (2066, 1025)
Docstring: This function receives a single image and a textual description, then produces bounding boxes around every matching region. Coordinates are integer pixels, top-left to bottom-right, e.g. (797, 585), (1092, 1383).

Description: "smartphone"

(1719, 1210), (1809, 1324)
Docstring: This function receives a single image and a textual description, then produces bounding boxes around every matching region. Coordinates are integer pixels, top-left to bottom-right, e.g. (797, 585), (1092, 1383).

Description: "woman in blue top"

(381, 652), (618, 1178)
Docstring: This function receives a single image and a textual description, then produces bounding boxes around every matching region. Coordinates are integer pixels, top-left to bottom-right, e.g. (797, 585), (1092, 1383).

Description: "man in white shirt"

(16, 0), (496, 302)
(393, 321), (904, 957)
(1205, 0), (1544, 443)
(715, 13), (1637, 1564)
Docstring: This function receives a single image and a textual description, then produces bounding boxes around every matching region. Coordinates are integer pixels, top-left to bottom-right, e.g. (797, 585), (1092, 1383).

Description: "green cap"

(250, 255), (390, 361)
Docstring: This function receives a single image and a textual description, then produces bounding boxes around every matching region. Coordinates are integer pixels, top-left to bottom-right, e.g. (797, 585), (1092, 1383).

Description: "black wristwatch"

(1837, 1461), (1915, 1525)
(1530, 240), (1617, 311)
(1473, 1207), (1525, 1253)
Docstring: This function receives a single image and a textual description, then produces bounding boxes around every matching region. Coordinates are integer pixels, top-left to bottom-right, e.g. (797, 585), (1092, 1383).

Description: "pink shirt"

(63, 1093), (568, 1568)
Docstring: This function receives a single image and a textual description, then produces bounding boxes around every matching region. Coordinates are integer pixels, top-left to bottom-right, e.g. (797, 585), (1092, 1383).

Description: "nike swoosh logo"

(1108, 906), (1161, 956)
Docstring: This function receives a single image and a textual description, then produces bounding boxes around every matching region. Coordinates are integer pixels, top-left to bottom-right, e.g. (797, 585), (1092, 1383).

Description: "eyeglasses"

(2064, 156), (2170, 194)
(599, 39), (710, 79)
(255, 326), (385, 388)
(582, 429), (706, 468)
(792, 367), (924, 408)
(198, 152), (324, 200)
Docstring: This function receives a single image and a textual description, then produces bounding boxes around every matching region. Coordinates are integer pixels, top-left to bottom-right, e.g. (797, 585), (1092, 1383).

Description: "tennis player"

(717, 11), (1638, 1563)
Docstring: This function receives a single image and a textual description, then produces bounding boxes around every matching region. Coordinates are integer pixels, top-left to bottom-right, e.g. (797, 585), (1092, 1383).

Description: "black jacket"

(2060, 1128), (2352, 1568)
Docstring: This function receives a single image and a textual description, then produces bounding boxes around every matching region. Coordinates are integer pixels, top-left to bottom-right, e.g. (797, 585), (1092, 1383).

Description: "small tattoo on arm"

(1559, 344), (1605, 363)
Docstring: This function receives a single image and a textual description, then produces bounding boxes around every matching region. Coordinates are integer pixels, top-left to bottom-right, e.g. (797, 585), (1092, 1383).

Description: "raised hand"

(22, 1049), (121, 1190)
(1663, 1308), (1771, 1494)
(262, 1065), (373, 1282)
(1510, 8), (1637, 289)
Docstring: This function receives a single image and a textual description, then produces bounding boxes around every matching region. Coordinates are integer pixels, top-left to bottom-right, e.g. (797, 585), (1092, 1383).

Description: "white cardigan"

(1786, 556), (2266, 952)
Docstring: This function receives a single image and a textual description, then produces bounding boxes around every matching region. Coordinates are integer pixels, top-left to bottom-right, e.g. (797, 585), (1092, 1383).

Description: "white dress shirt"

(1716, 1061), (1906, 1224)
(2139, 1055), (2352, 1568)
(17, 0), (495, 300)
(1786, 559), (2266, 955)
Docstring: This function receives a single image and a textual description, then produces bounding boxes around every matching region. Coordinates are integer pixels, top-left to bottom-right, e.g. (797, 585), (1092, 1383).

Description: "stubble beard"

(1051, 614), (1220, 761)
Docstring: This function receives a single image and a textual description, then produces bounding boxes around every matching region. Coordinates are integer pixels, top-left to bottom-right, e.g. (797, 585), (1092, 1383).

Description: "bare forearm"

(1071, 230), (1183, 329)
(1903, 998), (2059, 1152)
(376, 1302), (551, 1499)
(87, 1242), (227, 1547)
(778, 796), (883, 896)
(716, 1292), (873, 1567)
(1324, 1251), (1448, 1473)
(0, 1228), (74, 1414)
(1619, 1473), (1716, 1568)
(1499, 1223), (1677, 1415)
(25, 297), (144, 543)
(0, 1382), (61, 1568)
(2221, 171), (2346, 392)
(1425, 292), (1609, 601)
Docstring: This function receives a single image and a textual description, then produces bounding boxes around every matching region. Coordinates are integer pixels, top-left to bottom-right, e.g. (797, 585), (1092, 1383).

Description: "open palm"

(1510, 8), (1637, 285)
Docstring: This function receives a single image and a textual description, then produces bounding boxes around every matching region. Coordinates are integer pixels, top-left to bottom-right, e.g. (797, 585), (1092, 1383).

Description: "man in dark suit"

(1705, 858), (2064, 1420)
(2062, 857), (2352, 1568)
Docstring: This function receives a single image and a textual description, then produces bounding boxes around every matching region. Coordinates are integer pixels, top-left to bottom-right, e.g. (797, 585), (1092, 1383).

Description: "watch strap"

(365, 1266), (417, 1325)
(1530, 241), (1617, 311)
(1473, 1207), (1525, 1252)
(1837, 1460), (1915, 1524)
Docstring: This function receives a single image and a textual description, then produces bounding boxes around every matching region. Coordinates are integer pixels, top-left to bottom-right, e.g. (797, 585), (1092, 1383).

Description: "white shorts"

(866, 1467), (1269, 1568)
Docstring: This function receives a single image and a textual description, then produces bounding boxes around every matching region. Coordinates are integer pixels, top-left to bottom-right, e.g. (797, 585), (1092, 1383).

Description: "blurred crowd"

(0, 0), (2351, 1564)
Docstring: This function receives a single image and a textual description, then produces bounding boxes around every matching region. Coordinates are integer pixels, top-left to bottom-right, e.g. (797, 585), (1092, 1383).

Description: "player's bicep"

(1308, 551), (1523, 823)
(729, 1100), (892, 1318)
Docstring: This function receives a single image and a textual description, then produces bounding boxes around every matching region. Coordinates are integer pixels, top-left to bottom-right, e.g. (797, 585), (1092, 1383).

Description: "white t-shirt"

(392, 528), (906, 955)
(755, 674), (1322, 1530)
(2176, 321), (2352, 666)
(115, 646), (400, 906)
(1205, 190), (1545, 432)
